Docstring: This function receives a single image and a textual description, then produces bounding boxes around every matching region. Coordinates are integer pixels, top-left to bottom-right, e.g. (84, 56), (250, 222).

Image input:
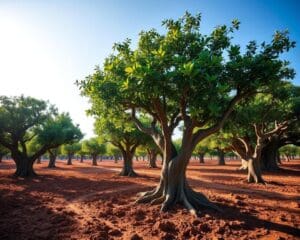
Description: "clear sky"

(0, 0), (299, 138)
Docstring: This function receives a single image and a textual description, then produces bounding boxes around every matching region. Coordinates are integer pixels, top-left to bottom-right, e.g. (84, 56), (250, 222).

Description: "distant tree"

(78, 12), (295, 214)
(107, 144), (121, 163)
(82, 138), (106, 166)
(62, 143), (81, 165)
(77, 142), (88, 163)
(0, 96), (83, 177)
(94, 115), (146, 176)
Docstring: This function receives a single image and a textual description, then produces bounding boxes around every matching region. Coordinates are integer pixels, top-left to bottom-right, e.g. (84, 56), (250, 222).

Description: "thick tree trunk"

(92, 155), (97, 166)
(247, 157), (264, 183)
(48, 154), (56, 168)
(67, 154), (72, 165)
(199, 153), (204, 164)
(80, 155), (84, 163)
(261, 141), (280, 171)
(120, 151), (137, 176)
(217, 149), (225, 165)
(137, 144), (219, 216)
(14, 157), (36, 177)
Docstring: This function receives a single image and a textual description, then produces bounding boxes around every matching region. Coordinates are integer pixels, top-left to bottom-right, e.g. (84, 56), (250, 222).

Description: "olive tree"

(62, 142), (81, 165)
(82, 138), (106, 166)
(0, 96), (83, 177)
(78, 13), (295, 214)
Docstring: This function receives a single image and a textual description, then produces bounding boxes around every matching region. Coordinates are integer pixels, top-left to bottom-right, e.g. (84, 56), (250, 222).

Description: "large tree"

(78, 13), (295, 215)
(229, 84), (298, 183)
(0, 96), (83, 177)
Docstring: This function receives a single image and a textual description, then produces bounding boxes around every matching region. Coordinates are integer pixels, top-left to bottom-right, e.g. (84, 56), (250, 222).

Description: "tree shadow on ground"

(0, 188), (77, 240)
(205, 202), (300, 237)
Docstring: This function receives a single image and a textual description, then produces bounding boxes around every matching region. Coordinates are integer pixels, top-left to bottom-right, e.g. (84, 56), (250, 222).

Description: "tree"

(82, 138), (106, 166)
(0, 96), (83, 177)
(0, 145), (9, 163)
(62, 143), (81, 165)
(77, 142), (88, 163)
(229, 85), (298, 183)
(78, 13), (295, 214)
(106, 144), (121, 163)
(93, 115), (146, 176)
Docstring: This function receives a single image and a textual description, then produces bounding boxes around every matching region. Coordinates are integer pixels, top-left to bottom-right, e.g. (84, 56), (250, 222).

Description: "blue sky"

(0, 0), (299, 138)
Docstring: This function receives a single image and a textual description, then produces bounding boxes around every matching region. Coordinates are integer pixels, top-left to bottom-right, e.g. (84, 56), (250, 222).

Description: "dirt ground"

(0, 158), (299, 240)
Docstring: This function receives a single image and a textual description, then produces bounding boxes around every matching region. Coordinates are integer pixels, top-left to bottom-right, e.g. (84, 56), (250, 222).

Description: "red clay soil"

(0, 158), (299, 240)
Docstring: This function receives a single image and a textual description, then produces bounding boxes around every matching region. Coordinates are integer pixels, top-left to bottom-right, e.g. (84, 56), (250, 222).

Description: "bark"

(114, 156), (118, 163)
(260, 140), (280, 171)
(120, 150), (137, 176)
(199, 153), (204, 164)
(147, 149), (158, 168)
(247, 157), (264, 183)
(48, 154), (56, 168)
(14, 157), (36, 177)
(0, 155), (3, 163)
(92, 154), (97, 166)
(217, 149), (225, 165)
(67, 154), (73, 165)
(80, 155), (84, 163)
(137, 146), (220, 215)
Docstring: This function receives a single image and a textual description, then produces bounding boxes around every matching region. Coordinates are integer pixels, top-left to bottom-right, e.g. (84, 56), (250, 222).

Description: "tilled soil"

(0, 158), (299, 240)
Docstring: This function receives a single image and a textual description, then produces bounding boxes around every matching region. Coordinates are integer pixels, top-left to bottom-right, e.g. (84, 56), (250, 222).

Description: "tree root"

(136, 184), (221, 216)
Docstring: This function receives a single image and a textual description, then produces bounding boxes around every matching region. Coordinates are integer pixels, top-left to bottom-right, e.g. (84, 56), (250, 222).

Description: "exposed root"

(119, 170), (138, 177)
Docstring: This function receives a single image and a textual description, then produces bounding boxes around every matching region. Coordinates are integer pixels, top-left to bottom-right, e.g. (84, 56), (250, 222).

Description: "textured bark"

(120, 151), (137, 176)
(48, 154), (56, 168)
(217, 149), (225, 165)
(147, 149), (158, 168)
(14, 157), (36, 177)
(137, 146), (219, 215)
(67, 154), (73, 165)
(261, 141), (281, 171)
(247, 157), (264, 183)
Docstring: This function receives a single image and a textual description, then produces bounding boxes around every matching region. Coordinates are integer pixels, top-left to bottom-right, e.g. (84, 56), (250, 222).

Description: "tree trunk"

(48, 154), (56, 168)
(80, 155), (84, 163)
(120, 151), (137, 176)
(92, 154), (97, 166)
(239, 159), (248, 170)
(199, 153), (204, 164)
(247, 157), (264, 183)
(260, 141), (280, 171)
(14, 157), (36, 177)
(0, 155), (3, 163)
(114, 156), (118, 163)
(148, 153), (157, 168)
(67, 154), (72, 165)
(36, 156), (41, 164)
(217, 149), (225, 165)
(136, 143), (219, 216)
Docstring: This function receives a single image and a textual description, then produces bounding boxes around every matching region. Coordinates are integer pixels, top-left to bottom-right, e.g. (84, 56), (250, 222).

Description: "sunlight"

(0, 11), (57, 96)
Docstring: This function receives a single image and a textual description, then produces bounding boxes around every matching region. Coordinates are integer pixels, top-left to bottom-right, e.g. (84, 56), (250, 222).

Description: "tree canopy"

(0, 95), (83, 176)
